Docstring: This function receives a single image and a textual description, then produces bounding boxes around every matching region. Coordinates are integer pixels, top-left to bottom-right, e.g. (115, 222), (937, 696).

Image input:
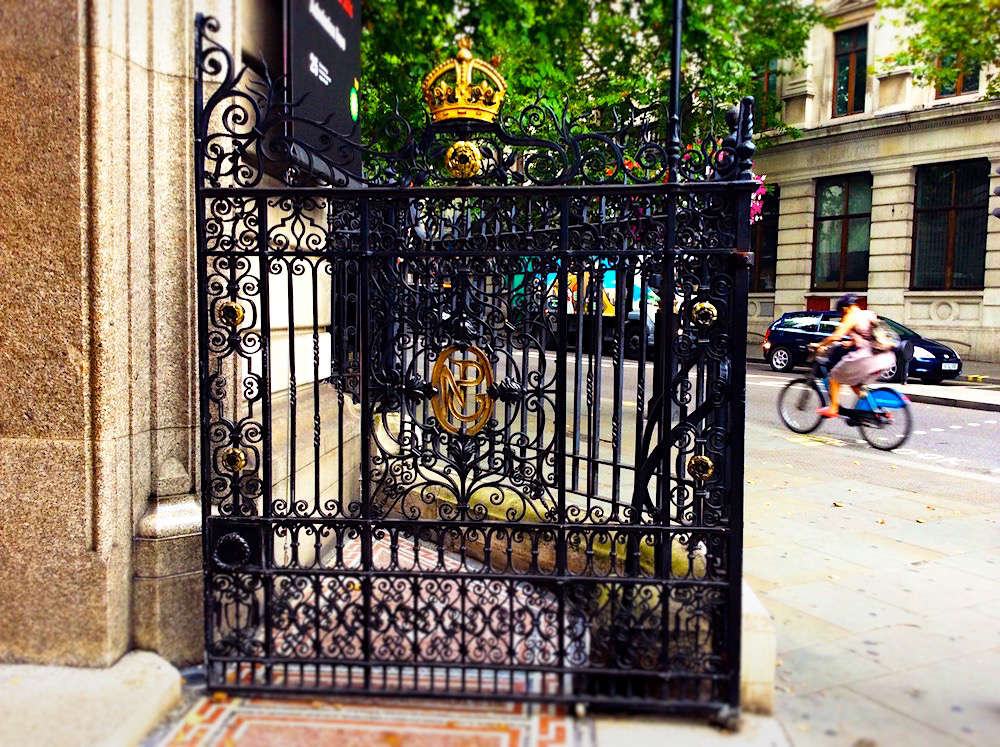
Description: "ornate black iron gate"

(194, 13), (754, 717)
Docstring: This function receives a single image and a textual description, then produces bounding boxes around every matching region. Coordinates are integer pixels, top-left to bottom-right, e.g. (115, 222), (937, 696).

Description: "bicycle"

(777, 345), (913, 450)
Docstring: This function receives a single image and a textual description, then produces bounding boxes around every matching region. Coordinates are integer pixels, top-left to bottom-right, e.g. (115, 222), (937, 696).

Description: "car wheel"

(768, 346), (794, 372)
(878, 354), (906, 383)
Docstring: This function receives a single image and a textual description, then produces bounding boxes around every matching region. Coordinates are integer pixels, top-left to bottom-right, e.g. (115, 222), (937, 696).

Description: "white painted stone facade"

(751, 2), (1000, 361)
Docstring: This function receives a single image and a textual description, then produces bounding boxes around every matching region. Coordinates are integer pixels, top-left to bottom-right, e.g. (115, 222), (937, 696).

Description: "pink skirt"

(830, 349), (896, 386)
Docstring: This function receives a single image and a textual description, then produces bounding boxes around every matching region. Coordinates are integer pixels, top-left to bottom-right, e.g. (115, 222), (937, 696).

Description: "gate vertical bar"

(257, 195), (274, 686)
(555, 195), (570, 697)
(657, 0), (684, 677)
(358, 196), (373, 692)
(726, 96), (755, 710)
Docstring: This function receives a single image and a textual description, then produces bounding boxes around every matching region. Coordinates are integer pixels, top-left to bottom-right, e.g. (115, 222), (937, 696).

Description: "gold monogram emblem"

(431, 345), (494, 435)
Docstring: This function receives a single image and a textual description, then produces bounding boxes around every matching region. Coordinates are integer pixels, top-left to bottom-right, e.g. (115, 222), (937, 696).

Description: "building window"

(751, 186), (780, 291)
(834, 26), (867, 116)
(813, 173), (872, 290)
(755, 59), (779, 129)
(912, 159), (989, 290)
(936, 56), (981, 97)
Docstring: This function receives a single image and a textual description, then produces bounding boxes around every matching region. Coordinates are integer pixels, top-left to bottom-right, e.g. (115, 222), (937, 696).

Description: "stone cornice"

(765, 100), (1000, 153)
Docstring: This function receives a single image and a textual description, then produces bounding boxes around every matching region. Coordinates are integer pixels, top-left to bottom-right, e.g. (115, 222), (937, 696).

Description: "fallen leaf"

(926, 505), (936, 510)
(832, 501), (844, 507)
(827, 574), (840, 580)
(878, 519), (887, 525)
(915, 518), (926, 524)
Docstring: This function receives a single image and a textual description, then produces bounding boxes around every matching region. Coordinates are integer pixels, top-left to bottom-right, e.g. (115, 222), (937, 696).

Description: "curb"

(903, 393), (1000, 413)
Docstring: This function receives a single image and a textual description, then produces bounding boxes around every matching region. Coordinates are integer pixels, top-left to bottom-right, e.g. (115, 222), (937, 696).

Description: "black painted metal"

(194, 13), (755, 717)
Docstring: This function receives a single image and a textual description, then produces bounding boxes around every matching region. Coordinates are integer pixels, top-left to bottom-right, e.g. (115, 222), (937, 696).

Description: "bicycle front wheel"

(778, 378), (825, 434)
(858, 387), (913, 450)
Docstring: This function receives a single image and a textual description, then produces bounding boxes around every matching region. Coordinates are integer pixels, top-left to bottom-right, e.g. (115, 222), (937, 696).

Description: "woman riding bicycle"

(815, 293), (896, 417)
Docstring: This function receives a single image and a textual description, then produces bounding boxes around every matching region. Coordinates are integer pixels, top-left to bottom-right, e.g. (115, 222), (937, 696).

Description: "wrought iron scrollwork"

(195, 11), (754, 718)
(194, 16), (755, 190)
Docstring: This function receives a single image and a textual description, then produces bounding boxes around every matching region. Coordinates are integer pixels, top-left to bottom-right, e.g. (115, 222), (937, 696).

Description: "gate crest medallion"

(430, 345), (494, 435)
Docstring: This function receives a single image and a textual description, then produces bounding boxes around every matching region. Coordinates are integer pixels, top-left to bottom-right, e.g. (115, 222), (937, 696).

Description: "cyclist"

(815, 293), (896, 418)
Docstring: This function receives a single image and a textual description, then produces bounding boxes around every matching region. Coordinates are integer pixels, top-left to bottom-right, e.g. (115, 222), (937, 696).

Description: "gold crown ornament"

(422, 37), (507, 123)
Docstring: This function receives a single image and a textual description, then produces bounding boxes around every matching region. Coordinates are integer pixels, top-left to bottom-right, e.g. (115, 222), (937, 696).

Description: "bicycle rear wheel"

(778, 378), (825, 434)
(857, 387), (912, 450)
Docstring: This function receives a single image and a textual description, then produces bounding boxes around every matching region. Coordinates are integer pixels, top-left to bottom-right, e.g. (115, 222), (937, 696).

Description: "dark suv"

(762, 310), (963, 384)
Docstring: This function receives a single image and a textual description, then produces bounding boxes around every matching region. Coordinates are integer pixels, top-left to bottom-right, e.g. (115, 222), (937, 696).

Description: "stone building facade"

(750, 1), (1000, 362)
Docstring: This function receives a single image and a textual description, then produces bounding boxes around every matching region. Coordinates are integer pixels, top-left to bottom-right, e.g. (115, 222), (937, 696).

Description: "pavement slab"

(775, 640), (895, 695)
(0, 651), (180, 747)
(759, 599), (853, 655)
(762, 581), (923, 634)
(848, 649), (1000, 746)
(775, 687), (968, 747)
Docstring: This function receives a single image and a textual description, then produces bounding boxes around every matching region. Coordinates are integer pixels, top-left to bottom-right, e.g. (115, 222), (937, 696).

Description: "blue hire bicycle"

(777, 346), (913, 450)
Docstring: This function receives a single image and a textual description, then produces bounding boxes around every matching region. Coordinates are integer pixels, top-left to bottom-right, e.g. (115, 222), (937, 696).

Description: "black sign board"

(241, 0), (362, 181)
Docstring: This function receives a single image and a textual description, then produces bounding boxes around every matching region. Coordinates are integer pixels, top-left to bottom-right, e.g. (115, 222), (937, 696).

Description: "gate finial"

(422, 37), (507, 123)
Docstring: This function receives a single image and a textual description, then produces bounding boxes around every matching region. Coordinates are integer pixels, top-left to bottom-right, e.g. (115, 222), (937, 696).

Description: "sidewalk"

(744, 419), (1000, 746)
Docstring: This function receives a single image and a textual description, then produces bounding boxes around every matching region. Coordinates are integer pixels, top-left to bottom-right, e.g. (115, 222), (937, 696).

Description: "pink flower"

(749, 173), (767, 225)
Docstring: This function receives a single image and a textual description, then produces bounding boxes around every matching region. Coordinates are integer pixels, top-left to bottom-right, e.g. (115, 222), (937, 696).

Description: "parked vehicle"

(543, 265), (659, 357)
(762, 310), (962, 384)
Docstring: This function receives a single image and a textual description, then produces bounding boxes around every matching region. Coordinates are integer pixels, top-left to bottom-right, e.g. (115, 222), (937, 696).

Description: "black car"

(762, 310), (963, 383)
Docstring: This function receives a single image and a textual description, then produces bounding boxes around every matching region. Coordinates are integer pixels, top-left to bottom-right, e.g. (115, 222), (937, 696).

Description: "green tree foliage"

(878, 0), (1000, 97)
(359, 0), (823, 140)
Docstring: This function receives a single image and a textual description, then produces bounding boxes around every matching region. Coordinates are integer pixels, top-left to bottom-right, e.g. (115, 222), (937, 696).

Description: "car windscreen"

(775, 314), (818, 332)
(880, 317), (918, 339)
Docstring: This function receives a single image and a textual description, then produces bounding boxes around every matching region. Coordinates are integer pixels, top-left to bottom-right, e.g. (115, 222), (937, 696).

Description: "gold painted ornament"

(218, 300), (245, 327)
(692, 301), (718, 327)
(422, 37), (507, 123)
(687, 455), (715, 480)
(221, 447), (247, 473)
(430, 345), (495, 435)
(444, 141), (482, 179)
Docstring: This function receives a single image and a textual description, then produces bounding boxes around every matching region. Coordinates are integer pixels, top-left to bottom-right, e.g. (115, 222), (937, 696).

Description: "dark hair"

(835, 293), (859, 313)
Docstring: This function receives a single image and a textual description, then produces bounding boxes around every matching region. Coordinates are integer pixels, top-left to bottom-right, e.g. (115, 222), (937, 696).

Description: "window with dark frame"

(936, 55), (981, 97)
(754, 59), (780, 130)
(813, 173), (872, 291)
(751, 185), (780, 292)
(834, 26), (867, 116)
(912, 159), (989, 290)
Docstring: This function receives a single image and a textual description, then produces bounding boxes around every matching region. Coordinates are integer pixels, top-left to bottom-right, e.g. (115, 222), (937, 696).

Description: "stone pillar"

(983, 158), (1000, 358)
(867, 166), (915, 318)
(772, 179), (815, 315)
(0, 1), (129, 667)
(0, 0), (235, 667)
(127, 0), (237, 665)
